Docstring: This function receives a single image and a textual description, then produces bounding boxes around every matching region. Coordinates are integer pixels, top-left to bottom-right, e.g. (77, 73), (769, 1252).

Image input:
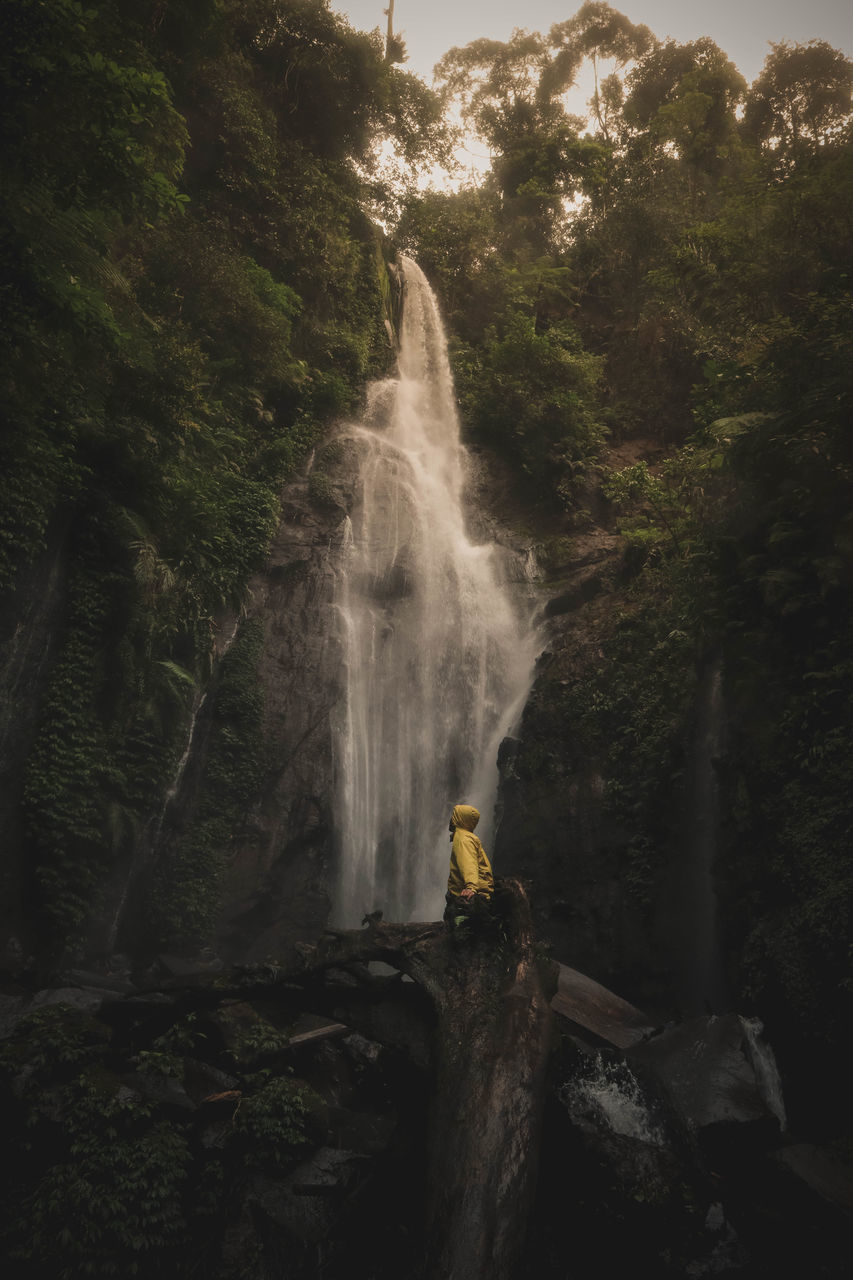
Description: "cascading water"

(332, 258), (539, 924)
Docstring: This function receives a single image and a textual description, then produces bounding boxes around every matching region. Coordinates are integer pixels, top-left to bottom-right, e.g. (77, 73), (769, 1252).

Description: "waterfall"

(332, 258), (539, 924)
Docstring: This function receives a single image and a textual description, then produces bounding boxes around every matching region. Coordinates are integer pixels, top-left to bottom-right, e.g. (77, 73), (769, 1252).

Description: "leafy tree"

(458, 311), (604, 501)
(546, 1), (653, 140)
(744, 39), (853, 162)
(623, 37), (747, 181)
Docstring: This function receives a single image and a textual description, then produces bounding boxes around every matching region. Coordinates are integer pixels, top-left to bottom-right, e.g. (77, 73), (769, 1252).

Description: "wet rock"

(30, 986), (107, 1014)
(497, 735), (521, 780)
(630, 1014), (780, 1161)
(123, 990), (178, 1007)
(206, 467), (346, 967)
(0, 990), (27, 1037)
(543, 571), (605, 618)
(157, 952), (224, 978)
(252, 1149), (371, 1243)
(341, 1032), (383, 1067)
(557, 1044), (695, 1212)
(65, 969), (137, 994)
(323, 1105), (396, 1154)
(533, 1044), (713, 1280)
(771, 1143), (853, 1213)
(183, 1057), (240, 1105)
(685, 1202), (743, 1277)
(0, 533), (67, 969)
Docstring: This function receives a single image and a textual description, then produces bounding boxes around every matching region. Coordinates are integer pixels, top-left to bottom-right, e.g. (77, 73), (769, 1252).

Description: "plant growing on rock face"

(136, 1012), (206, 1079)
(0, 1004), (109, 1088)
(307, 469), (341, 510)
(233, 1073), (314, 1171)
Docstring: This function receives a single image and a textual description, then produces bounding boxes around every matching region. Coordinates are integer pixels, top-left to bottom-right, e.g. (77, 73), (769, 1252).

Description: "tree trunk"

(422, 880), (554, 1279)
(289, 877), (554, 1278)
(187, 878), (552, 1276)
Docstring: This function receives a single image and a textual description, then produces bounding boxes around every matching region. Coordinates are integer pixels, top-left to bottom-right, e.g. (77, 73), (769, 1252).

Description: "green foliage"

(549, 595), (701, 904)
(0, 1004), (110, 1083)
(22, 553), (136, 940)
(743, 40), (853, 161)
(137, 1014), (206, 1078)
(398, 189), (607, 504)
(0, 1005), (189, 1276)
(0, 0), (188, 220)
(458, 311), (605, 501)
(0, 997), (314, 1278)
(233, 1074), (312, 1168)
(14, 1078), (190, 1276)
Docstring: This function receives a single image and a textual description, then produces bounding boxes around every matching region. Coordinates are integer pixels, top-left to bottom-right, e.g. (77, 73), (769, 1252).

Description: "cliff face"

(488, 440), (712, 1018)
(214, 466), (352, 963)
(0, 530), (68, 967)
(127, 444), (365, 968)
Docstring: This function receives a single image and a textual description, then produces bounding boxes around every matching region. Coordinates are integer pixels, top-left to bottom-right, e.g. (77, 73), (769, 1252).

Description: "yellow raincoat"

(447, 804), (494, 898)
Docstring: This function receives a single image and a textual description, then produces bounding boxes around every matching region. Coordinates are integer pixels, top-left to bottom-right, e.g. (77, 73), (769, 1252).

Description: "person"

(444, 803), (494, 930)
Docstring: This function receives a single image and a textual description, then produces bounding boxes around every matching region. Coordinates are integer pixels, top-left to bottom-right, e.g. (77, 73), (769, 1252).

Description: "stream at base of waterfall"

(331, 258), (540, 925)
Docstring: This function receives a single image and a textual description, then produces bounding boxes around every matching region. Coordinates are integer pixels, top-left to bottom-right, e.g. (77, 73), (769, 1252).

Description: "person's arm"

(454, 831), (480, 898)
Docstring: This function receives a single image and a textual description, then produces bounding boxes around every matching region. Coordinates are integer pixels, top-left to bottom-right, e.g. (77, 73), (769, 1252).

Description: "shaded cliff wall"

(213, 465), (353, 964)
(0, 531), (68, 966)
(489, 445), (721, 1020)
(122, 424), (383, 966)
(490, 444), (852, 1138)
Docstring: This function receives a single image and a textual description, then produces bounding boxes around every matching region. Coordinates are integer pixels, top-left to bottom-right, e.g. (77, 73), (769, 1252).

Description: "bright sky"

(331, 0), (853, 85)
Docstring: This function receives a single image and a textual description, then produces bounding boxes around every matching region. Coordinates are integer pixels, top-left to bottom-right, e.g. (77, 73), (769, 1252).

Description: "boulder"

(252, 1149), (371, 1244)
(65, 968), (137, 995)
(0, 990), (27, 1038)
(629, 1014), (781, 1161)
(771, 1142), (853, 1213)
(157, 952), (224, 979)
(30, 986), (107, 1014)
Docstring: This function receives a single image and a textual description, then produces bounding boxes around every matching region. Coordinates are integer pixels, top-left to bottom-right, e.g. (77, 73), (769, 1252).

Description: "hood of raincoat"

(451, 804), (480, 832)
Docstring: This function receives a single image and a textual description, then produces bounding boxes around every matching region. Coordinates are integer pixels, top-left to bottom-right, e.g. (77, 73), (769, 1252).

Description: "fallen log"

(421, 878), (555, 1280)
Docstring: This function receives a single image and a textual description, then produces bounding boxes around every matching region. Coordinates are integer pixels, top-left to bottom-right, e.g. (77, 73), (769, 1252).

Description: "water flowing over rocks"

(331, 257), (540, 924)
(164, 256), (541, 962)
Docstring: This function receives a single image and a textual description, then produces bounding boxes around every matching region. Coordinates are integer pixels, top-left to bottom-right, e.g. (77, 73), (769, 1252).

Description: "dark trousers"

(444, 891), (493, 931)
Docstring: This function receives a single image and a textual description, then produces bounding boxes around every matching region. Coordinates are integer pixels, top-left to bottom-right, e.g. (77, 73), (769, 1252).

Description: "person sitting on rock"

(444, 803), (494, 930)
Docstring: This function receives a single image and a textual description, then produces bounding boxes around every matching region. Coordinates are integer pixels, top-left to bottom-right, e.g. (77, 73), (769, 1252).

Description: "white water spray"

(332, 258), (539, 924)
(560, 1056), (669, 1147)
